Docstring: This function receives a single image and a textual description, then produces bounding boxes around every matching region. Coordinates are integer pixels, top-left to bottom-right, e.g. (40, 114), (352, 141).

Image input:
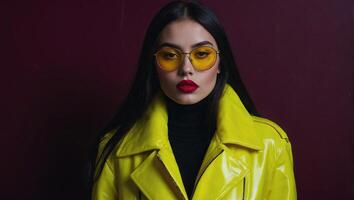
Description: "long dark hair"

(88, 0), (259, 195)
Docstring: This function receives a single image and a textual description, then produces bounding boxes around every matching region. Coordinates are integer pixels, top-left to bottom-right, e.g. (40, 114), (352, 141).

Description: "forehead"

(158, 18), (218, 49)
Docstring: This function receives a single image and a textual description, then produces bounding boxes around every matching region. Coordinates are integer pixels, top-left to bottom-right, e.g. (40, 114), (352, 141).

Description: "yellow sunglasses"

(154, 46), (220, 72)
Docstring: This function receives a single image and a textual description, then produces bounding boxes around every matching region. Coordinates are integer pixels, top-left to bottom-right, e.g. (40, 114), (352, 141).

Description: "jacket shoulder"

(96, 128), (123, 162)
(251, 116), (290, 143)
(98, 129), (116, 151)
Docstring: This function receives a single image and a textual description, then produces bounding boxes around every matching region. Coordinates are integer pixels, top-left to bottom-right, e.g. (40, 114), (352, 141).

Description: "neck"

(164, 94), (214, 140)
(166, 95), (210, 123)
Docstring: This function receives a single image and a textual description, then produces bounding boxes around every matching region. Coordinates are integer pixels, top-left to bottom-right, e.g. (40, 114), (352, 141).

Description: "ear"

(217, 66), (220, 74)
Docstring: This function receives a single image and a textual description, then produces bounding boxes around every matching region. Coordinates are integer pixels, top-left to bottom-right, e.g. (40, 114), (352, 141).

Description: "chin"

(176, 100), (195, 105)
(174, 95), (201, 105)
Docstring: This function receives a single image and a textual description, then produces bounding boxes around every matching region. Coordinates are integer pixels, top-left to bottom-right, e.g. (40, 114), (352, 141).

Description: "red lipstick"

(176, 80), (199, 93)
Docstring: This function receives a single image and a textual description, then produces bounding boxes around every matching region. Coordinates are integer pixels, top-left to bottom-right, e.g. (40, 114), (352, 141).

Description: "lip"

(176, 80), (199, 93)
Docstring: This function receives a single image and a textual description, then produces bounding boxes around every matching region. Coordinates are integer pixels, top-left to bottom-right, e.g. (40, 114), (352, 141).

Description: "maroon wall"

(2, 0), (352, 199)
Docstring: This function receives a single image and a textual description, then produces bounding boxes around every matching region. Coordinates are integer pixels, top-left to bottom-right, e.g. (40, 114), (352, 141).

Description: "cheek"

(196, 67), (219, 96)
(156, 68), (177, 88)
(200, 67), (219, 85)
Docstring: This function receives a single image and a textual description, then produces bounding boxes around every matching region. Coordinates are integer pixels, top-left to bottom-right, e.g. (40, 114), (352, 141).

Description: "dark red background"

(1, 0), (352, 199)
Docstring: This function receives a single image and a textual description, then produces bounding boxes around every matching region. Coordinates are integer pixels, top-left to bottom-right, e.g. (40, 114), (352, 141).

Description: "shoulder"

(251, 116), (290, 141)
(250, 115), (293, 156)
(251, 115), (294, 160)
(96, 129), (120, 162)
(98, 129), (117, 148)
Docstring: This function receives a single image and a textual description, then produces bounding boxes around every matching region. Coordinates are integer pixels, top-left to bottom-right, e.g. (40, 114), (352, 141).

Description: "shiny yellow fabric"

(92, 84), (297, 200)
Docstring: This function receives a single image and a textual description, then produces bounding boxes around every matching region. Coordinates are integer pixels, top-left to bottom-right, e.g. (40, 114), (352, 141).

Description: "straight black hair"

(87, 0), (259, 196)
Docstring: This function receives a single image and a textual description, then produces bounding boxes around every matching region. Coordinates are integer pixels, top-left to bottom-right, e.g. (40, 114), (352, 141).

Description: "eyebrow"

(158, 41), (214, 50)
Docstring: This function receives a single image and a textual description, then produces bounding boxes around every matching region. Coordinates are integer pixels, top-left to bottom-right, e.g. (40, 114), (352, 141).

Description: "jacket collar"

(116, 84), (263, 157)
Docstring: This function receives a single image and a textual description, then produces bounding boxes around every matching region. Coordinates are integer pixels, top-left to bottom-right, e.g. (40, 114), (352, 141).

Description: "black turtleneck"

(165, 94), (216, 198)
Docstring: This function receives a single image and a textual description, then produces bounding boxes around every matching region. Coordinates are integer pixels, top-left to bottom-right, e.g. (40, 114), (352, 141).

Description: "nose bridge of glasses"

(179, 52), (194, 68)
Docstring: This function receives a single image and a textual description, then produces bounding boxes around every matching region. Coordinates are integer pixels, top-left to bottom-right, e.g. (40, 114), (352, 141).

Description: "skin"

(156, 18), (220, 105)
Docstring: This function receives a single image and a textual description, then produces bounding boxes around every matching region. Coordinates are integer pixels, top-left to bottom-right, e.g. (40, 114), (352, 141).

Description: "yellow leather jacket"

(92, 85), (297, 200)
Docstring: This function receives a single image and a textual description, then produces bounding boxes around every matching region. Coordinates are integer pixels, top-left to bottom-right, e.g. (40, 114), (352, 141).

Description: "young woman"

(90, 1), (296, 199)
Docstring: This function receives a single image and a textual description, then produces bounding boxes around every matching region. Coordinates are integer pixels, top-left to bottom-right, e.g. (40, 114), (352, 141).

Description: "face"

(155, 18), (220, 105)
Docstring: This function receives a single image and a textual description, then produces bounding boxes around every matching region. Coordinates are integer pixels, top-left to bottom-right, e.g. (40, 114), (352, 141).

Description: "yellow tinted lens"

(155, 47), (181, 71)
(190, 46), (217, 70)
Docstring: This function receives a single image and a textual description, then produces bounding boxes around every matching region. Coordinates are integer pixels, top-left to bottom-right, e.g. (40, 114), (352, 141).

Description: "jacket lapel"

(130, 149), (188, 200)
(156, 147), (188, 200)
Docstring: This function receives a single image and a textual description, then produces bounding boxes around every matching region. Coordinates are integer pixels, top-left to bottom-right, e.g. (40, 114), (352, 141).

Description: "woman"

(90, 1), (296, 199)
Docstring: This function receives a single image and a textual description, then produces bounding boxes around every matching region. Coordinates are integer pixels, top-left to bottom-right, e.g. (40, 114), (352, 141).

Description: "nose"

(178, 54), (194, 76)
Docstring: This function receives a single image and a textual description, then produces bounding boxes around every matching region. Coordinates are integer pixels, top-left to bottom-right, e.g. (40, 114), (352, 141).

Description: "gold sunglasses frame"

(154, 46), (220, 72)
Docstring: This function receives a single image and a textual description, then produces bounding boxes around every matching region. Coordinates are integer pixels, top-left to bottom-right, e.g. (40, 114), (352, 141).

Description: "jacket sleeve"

(266, 133), (297, 199)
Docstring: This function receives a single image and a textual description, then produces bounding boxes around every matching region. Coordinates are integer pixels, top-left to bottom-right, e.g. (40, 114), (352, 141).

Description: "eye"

(195, 51), (210, 58)
(162, 52), (178, 60)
